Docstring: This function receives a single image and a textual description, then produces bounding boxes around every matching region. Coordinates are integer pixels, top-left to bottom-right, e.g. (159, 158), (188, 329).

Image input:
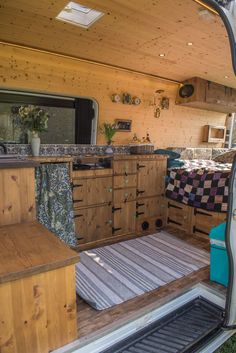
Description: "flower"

(17, 105), (50, 133)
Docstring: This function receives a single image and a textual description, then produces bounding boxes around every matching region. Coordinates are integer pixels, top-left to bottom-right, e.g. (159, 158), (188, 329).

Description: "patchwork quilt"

(166, 160), (231, 212)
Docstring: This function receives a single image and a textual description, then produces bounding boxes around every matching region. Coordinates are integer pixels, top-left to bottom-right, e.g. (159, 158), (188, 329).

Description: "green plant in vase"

(99, 122), (117, 145)
(18, 105), (50, 156)
(99, 122), (117, 154)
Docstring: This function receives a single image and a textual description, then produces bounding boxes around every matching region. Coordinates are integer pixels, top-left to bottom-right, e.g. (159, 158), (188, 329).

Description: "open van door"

(201, 0), (236, 75)
(224, 155), (236, 328)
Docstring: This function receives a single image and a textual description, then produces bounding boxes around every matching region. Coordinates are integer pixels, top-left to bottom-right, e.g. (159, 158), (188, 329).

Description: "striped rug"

(75, 231), (209, 310)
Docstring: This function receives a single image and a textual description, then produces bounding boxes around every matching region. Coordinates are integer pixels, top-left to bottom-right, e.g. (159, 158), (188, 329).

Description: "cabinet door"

(86, 177), (113, 206)
(113, 201), (136, 236)
(113, 188), (136, 203)
(193, 208), (226, 237)
(74, 205), (112, 244)
(113, 160), (137, 175)
(137, 161), (163, 198)
(205, 81), (227, 106)
(136, 196), (162, 220)
(167, 200), (191, 232)
(114, 174), (137, 189)
(73, 179), (87, 207)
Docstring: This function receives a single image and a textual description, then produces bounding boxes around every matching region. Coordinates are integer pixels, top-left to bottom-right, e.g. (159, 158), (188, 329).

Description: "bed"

(165, 160), (232, 213)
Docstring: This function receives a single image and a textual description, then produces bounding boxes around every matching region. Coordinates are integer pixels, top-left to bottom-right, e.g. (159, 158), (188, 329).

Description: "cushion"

(213, 149), (236, 163)
(154, 149), (180, 160)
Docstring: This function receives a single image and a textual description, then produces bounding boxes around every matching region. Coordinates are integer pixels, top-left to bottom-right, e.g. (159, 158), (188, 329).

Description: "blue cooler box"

(209, 222), (229, 287)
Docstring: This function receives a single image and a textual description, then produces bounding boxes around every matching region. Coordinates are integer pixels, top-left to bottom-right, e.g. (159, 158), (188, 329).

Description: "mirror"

(0, 90), (98, 144)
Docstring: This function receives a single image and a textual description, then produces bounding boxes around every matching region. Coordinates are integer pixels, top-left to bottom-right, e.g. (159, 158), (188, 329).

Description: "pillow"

(213, 149), (236, 163)
(154, 149), (180, 160)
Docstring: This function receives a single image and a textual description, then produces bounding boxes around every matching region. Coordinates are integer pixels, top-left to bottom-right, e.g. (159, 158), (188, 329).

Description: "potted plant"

(99, 122), (117, 154)
(18, 105), (50, 156)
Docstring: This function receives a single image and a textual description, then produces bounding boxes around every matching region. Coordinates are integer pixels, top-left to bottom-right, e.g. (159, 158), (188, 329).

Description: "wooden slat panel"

(0, 265), (77, 353)
(0, 168), (36, 226)
(113, 188), (136, 203)
(114, 174), (137, 189)
(113, 201), (136, 236)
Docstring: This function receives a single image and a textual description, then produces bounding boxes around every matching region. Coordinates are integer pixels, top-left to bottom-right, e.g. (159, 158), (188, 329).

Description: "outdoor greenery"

(216, 334), (236, 352)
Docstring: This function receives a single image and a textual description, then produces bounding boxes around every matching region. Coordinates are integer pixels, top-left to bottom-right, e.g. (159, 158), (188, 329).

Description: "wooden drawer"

(113, 188), (136, 203)
(193, 209), (226, 237)
(113, 160), (137, 175)
(113, 201), (136, 236)
(167, 200), (191, 232)
(73, 177), (113, 207)
(114, 174), (137, 189)
(74, 205), (112, 244)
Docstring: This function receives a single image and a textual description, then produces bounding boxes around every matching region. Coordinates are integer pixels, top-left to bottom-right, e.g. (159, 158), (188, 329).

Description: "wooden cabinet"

(176, 77), (236, 113)
(74, 205), (112, 244)
(73, 155), (167, 248)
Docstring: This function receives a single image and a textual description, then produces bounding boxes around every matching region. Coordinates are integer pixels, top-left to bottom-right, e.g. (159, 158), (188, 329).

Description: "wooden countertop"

(0, 221), (80, 284)
(28, 156), (73, 163)
(0, 158), (39, 169)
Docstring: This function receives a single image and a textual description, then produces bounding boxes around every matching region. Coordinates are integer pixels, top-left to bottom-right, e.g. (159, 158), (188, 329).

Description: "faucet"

(0, 143), (7, 154)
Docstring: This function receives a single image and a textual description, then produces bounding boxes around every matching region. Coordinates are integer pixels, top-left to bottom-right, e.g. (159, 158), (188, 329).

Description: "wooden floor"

(76, 227), (226, 339)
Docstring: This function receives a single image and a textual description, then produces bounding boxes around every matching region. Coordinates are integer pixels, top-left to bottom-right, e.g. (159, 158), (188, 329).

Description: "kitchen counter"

(0, 221), (79, 284)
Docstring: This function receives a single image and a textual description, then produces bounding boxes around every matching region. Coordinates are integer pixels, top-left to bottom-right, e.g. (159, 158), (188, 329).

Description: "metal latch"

(233, 209), (236, 220)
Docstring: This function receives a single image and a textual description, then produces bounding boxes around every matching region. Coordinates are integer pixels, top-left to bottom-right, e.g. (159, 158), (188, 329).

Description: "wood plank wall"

(0, 44), (226, 148)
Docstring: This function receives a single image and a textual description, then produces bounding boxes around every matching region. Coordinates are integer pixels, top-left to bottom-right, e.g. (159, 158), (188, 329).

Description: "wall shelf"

(203, 125), (226, 143)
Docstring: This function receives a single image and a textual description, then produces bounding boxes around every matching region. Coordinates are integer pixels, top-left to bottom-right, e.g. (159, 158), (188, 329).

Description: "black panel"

(0, 91), (75, 108)
(102, 297), (223, 353)
(75, 98), (94, 144)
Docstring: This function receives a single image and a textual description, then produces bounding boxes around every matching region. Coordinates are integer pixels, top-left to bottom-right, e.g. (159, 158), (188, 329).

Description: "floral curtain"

(35, 163), (77, 247)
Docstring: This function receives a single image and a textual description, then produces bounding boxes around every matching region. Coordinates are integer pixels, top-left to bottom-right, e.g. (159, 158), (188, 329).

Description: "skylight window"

(56, 2), (104, 28)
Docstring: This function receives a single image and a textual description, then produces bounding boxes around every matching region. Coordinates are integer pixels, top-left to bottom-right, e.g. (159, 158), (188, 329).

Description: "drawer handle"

(136, 211), (145, 217)
(107, 187), (113, 192)
(74, 214), (83, 218)
(108, 219), (112, 225)
(73, 184), (83, 188)
(73, 199), (83, 203)
(194, 209), (212, 217)
(137, 164), (146, 170)
(136, 202), (145, 208)
(112, 206), (122, 213)
(168, 202), (182, 210)
(112, 227), (122, 234)
(137, 189), (145, 195)
(193, 226), (209, 235)
(167, 217), (182, 226)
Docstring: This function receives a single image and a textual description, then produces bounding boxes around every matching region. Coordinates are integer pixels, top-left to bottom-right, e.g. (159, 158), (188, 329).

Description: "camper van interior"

(1, 0), (236, 352)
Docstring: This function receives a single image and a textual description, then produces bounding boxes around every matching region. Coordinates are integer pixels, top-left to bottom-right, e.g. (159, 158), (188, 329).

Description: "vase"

(105, 143), (113, 155)
(31, 132), (40, 156)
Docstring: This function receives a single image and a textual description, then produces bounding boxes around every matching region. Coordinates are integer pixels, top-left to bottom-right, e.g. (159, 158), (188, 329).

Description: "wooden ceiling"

(0, 0), (235, 87)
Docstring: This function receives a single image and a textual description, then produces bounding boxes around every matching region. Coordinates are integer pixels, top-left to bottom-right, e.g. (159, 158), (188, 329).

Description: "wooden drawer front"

(73, 177), (113, 207)
(113, 160), (137, 175)
(113, 188), (136, 203)
(167, 201), (190, 231)
(113, 201), (136, 236)
(136, 197), (161, 220)
(73, 180), (87, 207)
(114, 175), (137, 189)
(86, 177), (113, 206)
(74, 205), (112, 244)
(193, 209), (223, 236)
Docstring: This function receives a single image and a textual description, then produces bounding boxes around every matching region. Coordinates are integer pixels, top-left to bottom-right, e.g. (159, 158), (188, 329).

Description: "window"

(56, 2), (104, 28)
(0, 90), (98, 144)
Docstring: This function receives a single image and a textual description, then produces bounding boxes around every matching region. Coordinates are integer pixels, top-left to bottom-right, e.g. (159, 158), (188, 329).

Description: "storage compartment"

(193, 208), (224, 238)
(167, 200), (192, 232)
(74, 205), (112, 244)
(112, 201), (136, 236)
(113, 188), (136, 203)
(203, 125), (226, 143)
